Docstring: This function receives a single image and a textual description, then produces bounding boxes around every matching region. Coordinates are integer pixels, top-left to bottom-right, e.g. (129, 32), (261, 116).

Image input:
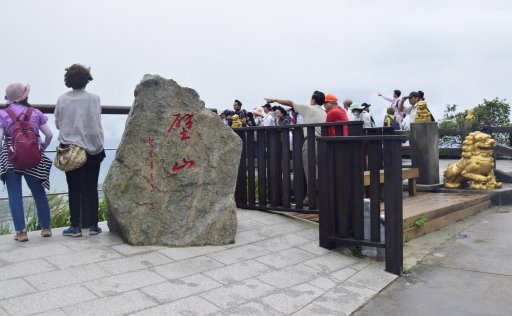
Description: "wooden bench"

(364, 167), (419, 196)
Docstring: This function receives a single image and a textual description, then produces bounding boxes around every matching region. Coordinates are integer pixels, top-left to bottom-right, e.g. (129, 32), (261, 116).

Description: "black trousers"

(65, 150), (105, 228)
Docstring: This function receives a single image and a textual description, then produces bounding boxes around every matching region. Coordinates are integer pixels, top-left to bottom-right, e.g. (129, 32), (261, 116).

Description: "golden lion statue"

(444, 131), (502, 190)
(465, 109), (475, 122)
(415, 100), (432, 122)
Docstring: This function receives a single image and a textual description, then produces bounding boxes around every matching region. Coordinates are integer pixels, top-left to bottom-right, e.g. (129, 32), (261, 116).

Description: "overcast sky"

(1, 0), (512, 145)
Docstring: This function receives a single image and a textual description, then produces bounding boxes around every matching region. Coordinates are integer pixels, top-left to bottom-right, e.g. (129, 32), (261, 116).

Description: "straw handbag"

(54, 144), (87, 172)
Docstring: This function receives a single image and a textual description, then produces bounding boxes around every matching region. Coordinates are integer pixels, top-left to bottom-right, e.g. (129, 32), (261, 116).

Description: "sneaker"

(63, 226), (82, 237)
(89, 225), (102, 236)
(41, 228), (52, 237)
(14, 231), (28, 242)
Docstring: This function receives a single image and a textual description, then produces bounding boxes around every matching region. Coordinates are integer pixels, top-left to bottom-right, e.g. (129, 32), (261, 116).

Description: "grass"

(0, 195), (108, 235)
(414, 215), (428, 228)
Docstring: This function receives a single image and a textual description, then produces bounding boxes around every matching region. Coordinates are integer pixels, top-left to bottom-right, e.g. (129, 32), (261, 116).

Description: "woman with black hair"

(274, 106), (291, 126)
(55, 64), (105, 237)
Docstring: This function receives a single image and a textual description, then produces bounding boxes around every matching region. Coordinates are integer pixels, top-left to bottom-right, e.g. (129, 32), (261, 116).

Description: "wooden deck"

(283, 192), (491, 241)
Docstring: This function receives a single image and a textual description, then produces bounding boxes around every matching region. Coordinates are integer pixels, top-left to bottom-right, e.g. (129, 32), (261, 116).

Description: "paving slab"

(132, 296), (220, 316)
(261, 283), (325, 314)
(152, 256), (225, 279)
(83, 269), (166, 297)
(0, 285), (96, 316)
(97, 251), (172, 275)
(200, 278), (277, 309)
(0, 209), (393, 316)
(24, 263), (111, 291)
(141, 274), (222, 303)
(62, 290), (157, 316)
(0, 258), (56, 281)
(204, 259), (272, 284)
(0, 278), (36, 300)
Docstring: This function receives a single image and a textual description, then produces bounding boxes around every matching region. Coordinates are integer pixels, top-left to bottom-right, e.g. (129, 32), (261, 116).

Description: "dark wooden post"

(410, 122), (440, 184)
(318, 139), (336, 249)
(246, 130), (256, 205)
(257, 130), (267, 206)
(234, 130), (248, 206)
(383, 139), (403, 275)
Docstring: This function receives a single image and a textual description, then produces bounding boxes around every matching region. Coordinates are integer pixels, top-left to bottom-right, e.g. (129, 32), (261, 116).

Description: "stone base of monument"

(104, 75), (241, 246)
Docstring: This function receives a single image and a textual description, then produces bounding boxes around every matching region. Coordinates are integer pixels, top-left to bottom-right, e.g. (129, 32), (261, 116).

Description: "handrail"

(0, 103), (131, 115)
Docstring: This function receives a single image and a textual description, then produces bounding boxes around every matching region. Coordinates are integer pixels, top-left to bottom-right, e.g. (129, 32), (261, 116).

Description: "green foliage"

(439, 98), (511, 147)
(414, 215), (428, 228)
(438, 104), (465, 147)
(0, 221), (12, 235)
(48, 194), (72, 228)
(473, 98), (511, 129)
(98, 198), (108, 222)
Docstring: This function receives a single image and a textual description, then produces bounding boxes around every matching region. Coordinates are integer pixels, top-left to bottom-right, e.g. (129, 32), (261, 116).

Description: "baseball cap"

(324, 93), (338, 103)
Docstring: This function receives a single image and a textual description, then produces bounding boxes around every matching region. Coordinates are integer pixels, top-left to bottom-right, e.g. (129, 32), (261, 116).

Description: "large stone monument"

(104, 75), (241, 246)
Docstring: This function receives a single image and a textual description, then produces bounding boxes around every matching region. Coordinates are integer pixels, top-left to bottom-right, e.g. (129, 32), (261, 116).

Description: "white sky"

(1, 0), (512, 145)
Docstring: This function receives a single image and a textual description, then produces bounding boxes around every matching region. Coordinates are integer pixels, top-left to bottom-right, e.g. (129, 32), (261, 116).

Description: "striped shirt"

(0, 140), (52, 189)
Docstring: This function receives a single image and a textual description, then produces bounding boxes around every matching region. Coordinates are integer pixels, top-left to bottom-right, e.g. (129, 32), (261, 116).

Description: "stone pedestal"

(410, 122), (440, 184)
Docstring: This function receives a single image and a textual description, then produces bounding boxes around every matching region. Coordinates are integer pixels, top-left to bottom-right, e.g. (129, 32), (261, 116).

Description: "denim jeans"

(4, 170), (51, 232)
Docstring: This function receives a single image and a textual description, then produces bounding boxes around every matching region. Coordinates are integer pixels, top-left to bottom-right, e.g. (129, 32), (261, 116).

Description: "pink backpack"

(3, 107), (41, 169)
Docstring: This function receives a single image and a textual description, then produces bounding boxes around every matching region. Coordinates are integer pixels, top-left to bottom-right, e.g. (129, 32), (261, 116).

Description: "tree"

(438, 98), (511, 147)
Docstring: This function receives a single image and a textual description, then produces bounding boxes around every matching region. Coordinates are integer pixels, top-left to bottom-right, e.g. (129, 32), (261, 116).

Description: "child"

(383, 107), (400, 130)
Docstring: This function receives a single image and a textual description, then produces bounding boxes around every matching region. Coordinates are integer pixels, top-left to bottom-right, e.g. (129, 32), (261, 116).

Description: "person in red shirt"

(324, 93), (349, 136)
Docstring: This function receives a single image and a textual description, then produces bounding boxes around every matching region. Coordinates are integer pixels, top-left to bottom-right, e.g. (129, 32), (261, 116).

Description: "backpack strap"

(23, 107), (34, 121)
(4, 108), (18, 122)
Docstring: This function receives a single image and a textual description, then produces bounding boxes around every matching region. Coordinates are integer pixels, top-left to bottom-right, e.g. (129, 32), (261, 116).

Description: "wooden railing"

(317, 134), (406, 275)
(232, 122), (365, 213)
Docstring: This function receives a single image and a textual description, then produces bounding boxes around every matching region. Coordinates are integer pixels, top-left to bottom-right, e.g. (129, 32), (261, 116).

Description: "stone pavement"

(354, 206), (512, 316)
(0, 209), (396, 316)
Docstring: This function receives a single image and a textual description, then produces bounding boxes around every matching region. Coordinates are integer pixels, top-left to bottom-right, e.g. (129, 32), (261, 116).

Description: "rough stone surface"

(104, 75), (241, 246)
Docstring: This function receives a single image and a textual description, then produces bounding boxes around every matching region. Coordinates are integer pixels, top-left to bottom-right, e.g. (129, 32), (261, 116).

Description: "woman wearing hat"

(0, 83), (53, 241)
(349, 103), (372, 128)
(55, 64), (105, 237)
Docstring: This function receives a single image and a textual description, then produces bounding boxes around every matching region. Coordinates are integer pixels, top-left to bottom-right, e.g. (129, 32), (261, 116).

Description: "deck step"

(403, 200), (492, 242)
(402, 193), (490, 229)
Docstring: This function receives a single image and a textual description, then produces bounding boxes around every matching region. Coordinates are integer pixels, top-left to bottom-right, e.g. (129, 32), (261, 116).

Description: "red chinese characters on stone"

(167, 114), (194, 142)
(171, 158), (196, 173)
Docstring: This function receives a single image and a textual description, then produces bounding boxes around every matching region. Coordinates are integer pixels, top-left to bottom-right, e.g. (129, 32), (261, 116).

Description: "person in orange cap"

(324, 93), (349, 136)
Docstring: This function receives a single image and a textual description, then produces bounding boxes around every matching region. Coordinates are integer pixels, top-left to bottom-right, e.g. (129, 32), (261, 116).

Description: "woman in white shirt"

(398, 91), (422, 130)
(348, 103), (372, 128)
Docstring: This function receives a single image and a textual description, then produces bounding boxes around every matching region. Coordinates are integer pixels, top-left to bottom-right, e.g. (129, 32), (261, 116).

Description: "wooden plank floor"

(283, 192), (490, 224)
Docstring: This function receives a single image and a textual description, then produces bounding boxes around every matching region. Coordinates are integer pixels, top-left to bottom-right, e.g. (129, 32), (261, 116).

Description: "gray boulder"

(104, 75), (241, 246)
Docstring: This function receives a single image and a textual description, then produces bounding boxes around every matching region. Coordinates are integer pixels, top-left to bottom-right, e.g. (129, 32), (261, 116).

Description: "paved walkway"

(354, 206), (512, 316)
(0, 209), (396, 316)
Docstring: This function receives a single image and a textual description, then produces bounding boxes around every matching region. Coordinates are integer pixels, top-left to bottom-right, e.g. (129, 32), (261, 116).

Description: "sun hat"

(348, 103), (365, 111)
(252, 107), (264, 117)
(324, 93), (338, 103)
(5, 83), (30, 104)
